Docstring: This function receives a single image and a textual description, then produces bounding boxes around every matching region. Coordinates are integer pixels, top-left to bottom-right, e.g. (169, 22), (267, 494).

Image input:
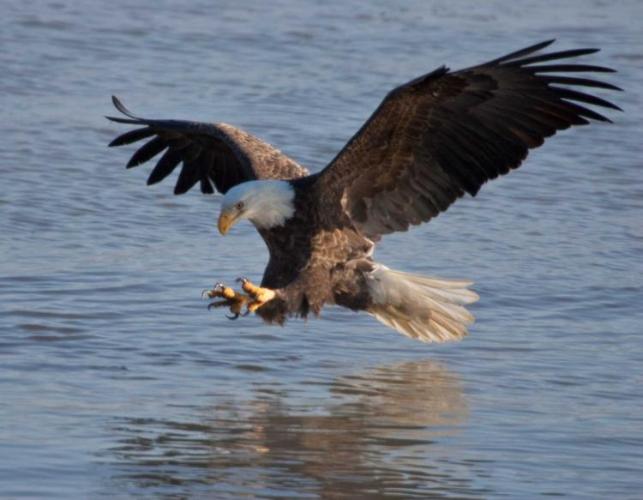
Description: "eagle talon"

(233, 278), (277, 313)
(208, 299), (231, 310)
(247, 301), (265, 313)
(203, 281), (253, 319)
(204, 282), (241, 301)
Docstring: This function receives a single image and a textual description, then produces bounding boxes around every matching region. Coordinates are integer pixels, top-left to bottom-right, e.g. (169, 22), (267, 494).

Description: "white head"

(217, 180), (296, 235)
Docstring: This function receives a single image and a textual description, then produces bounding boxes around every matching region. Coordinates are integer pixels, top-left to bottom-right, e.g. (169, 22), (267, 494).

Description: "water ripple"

(0, 0), (641, 498)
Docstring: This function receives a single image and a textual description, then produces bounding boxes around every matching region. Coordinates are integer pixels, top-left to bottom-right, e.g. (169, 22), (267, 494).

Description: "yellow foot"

(237, 277), (276, 313)
(202, 282), (250, 319)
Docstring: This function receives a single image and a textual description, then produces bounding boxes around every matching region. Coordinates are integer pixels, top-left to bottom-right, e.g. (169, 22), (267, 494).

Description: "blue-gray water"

(1, 0), (642, 498)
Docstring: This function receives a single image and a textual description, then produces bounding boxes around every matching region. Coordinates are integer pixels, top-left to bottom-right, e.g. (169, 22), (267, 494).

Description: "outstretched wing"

(107, 96), (308, 195)
(314, 40), (621, 238)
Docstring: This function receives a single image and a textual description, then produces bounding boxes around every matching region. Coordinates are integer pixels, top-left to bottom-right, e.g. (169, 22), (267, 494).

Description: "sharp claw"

(204, 280), (261, 319)
(203, 282), (227, 299)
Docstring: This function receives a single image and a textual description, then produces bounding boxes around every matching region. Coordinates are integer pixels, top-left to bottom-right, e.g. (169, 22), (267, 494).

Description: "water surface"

(1, 0), (642, 498)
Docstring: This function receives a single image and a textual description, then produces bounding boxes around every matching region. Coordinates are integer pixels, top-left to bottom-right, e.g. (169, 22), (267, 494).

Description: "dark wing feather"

(107, 96), (308, 194)
(314, 40), (621, 238)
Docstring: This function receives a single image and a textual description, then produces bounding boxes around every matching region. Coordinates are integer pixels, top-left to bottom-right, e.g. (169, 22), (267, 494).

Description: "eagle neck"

(246, 180), (296, 230)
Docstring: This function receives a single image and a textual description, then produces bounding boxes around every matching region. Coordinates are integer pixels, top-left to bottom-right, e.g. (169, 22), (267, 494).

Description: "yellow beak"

(217, 210), (239, 235)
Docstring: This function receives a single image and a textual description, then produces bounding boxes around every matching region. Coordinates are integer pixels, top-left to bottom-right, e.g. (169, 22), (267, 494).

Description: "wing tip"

(107, 134), (121, 147)
(112, 95), (127, 115)
(125, 158), (139, 169)
(110, 95), (143, 120)
(541, 38), (557, 49)
(486, 39), (557, 66)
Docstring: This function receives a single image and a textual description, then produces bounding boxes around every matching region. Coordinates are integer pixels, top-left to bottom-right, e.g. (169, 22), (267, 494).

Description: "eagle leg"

(203, 282), (251, 319)
(237, 277), (276, 313)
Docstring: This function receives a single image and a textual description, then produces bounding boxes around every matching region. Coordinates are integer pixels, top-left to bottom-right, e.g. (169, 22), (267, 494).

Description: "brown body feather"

(257, 177), (376, 323)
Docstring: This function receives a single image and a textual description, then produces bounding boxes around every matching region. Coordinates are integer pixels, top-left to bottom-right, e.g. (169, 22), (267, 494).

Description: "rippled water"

(1, 0), (642, 498)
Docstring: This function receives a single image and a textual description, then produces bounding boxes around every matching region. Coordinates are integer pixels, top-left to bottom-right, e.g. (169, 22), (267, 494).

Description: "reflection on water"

(106, 360), (487, 498)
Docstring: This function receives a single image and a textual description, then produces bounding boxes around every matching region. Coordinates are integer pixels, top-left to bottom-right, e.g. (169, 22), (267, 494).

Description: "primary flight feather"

(108, 40), (620, 343)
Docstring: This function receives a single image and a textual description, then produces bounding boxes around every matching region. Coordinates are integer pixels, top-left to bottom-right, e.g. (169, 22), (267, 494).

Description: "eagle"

(108, 40), (620, 343)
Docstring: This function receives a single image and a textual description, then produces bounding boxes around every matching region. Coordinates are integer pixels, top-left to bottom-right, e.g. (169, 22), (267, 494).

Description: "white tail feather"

(366, 266), (479, 343)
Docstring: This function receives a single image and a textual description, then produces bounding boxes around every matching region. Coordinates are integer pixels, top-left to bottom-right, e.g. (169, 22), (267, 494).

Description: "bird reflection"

(106, 360), (486, 498)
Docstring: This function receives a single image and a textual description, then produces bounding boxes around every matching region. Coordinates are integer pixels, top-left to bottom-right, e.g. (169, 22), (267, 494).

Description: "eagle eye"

(236, 201), (244, 210)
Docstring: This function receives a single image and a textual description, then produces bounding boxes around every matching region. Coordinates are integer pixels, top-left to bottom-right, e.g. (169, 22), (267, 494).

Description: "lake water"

(1, 0), (642, 498)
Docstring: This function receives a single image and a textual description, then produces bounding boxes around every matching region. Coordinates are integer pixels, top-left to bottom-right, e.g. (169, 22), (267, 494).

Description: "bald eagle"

(108, 40), (620, 343)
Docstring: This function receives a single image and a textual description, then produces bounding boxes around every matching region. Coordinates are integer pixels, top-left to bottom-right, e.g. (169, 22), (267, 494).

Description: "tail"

(366, 265), (479, 343)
